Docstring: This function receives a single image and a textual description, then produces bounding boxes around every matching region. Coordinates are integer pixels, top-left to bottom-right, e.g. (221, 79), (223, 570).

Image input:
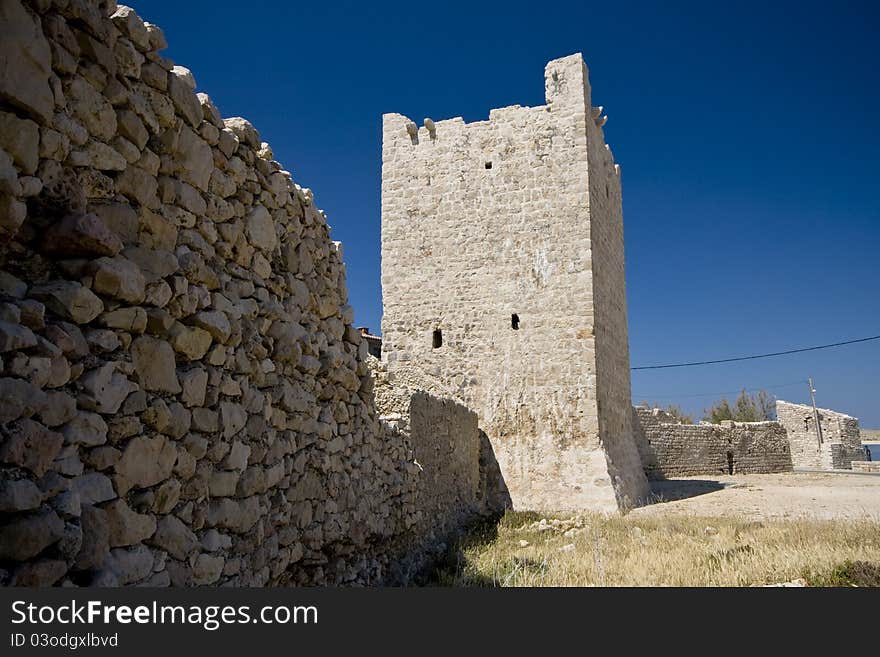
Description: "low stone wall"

(0, 0), (492, 587)
(852, 462), (880, 473)
(632, 408), (793, 479)
(776, 400), (865, 470)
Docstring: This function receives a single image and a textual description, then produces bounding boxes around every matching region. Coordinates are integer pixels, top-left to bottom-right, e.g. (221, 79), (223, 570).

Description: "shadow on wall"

(379, 392), (512, 585)
(479, 430), (513, 514)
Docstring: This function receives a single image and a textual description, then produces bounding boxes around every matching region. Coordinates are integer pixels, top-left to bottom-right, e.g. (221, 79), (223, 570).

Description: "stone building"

(356, 327), (382, 359)
(776, 400), (867, 470)
(380, 54), (650, 512)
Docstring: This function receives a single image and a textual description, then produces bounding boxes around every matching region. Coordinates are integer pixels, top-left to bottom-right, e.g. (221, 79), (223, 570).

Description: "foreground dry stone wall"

(632, 407), (793, 479)
(0, 0), (492, 587)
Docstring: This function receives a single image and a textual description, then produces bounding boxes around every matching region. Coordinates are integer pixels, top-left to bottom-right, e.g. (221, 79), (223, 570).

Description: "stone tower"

(380, 54), (649, 512)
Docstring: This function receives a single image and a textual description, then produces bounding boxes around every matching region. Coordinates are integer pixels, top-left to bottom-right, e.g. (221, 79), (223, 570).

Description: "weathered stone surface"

(103, 545), (153, 585)
(116, 164), (158, 206)
(220, 403), (247, 440)
(0, 510), (64, 561)
(0, 377), (48, 423)
(0, 478), (42, 513)
(10, 559), (68, 586)
(176, 125), (212, 192)
(40, 391), (77, 427)
(150, 514), (197, 560)
(111, 6), (151, 51)
(0, 110), (40, 174)
(69, 140), (126, 170)
(245, 204), (277, 252)
(116, 108), (148, 149)
(0, 194), (27, 236)
(75, 504), (109, 570)
(104, 498), (156, 547)
(205, 497), (260, 533)
(122, 246), (179, 282)
(0, 270), (27, 298)
(0, 418), (63, 476)
(168, 73), (203, 129)
(169, 323), (211, 361)
(86, 328), (120, 352)
(192, 553), (224, 585)
(30, 281), (104, 324)
(179, 367), (207, 407)
(67, 77), (117, 142)
(145, 22), (167, 50)
(78, 362), (137, 414)
(90, 202), (139, 245)
(224, 117), (259, 148)
(152, 478), (180, 514)
(209, 469), (238, 497)
(0, 0), (54, 122)
(0, 319), (38, 352)
(99, 306), (147, 332)
(115, 435), (176, 493)
(191, 407), (219, 433)
(130, 335), (180, 393)
(61, 412), (108, 446)
(41, 214), (122, 258)
(88, 255), (146, 303)
(139, 208), (177, 251)
(71, 472), (115, 505)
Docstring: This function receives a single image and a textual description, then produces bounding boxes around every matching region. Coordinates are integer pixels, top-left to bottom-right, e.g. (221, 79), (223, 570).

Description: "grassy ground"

(431, 511), (880, 586)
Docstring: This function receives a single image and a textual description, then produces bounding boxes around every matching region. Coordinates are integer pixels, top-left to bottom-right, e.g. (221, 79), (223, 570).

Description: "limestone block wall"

(380, 53), (649, 513)
(371, 360), (499, 581)
(0, 0), (486, 587)
(776, 400), (865, 470)
(632, 407), (793, 479)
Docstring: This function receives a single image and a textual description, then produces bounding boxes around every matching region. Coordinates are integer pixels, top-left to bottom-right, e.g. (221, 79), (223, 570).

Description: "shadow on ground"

(647, 478), (728, 504)
(421, 513), (513, 586)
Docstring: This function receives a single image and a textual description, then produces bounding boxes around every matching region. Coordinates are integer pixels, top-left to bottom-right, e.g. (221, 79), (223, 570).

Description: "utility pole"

(808, 377), (824, 448)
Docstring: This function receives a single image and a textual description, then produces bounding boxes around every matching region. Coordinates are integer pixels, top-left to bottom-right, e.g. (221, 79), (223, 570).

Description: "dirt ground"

(631, 471), (880, 521)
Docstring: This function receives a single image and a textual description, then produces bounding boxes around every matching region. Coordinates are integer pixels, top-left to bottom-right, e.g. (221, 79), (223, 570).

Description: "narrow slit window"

(511, 313), (519, 330)
(484, 162), (492, 169)
(432, 329), (443, 348)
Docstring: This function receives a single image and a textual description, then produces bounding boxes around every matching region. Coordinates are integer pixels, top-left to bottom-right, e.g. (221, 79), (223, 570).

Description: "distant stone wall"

(632, 407), (793, 479)
(0, 0), (489, 587)
(776, 400), (865, 470)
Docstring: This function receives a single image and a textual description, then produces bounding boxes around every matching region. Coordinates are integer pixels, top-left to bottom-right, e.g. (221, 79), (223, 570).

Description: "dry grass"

(432, 511), (880, 586)
(862, 428), (880, 442)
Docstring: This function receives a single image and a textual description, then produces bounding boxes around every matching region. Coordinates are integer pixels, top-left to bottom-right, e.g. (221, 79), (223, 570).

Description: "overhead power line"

(631, 334), (880, 371)
(633, 380), (806, 402)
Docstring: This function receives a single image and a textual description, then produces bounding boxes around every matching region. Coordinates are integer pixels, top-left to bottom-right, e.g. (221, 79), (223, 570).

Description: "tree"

(639, 401), (694, 424)
(704, 398), (734, 423)
(703, 389), (776, 423)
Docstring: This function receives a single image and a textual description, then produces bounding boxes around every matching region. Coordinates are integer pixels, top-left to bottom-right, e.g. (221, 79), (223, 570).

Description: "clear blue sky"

(139, 0), (879, 426)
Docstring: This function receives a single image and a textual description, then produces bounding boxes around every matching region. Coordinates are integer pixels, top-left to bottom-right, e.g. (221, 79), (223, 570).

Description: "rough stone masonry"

(381, 54), (651, 513)
(0, 0), (501, 587)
